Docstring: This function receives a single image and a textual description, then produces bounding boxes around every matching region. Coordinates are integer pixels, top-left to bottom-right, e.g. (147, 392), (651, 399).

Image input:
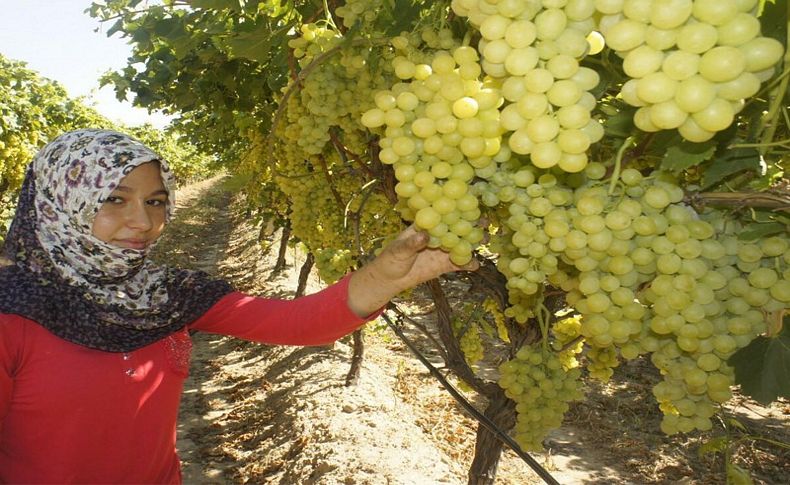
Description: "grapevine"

(85, 0), (790, 482)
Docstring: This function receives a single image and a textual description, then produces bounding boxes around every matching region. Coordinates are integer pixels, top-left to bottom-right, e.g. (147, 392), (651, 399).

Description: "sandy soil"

(151, 175), (788, 485)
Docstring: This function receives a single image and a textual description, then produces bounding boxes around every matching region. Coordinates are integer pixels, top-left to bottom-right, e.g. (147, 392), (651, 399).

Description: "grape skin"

(599, 0), (785, 141)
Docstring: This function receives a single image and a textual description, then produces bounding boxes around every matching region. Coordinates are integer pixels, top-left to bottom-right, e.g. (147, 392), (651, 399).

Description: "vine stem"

(690, 191), (790, 211)
(329, 129), (377, 179)
(316, 154), (346, 211)
(535, 302), (550, 355)
(608, 136), (635, 196)
(729, 137), (790, 149)
(756, 5), (790, 156)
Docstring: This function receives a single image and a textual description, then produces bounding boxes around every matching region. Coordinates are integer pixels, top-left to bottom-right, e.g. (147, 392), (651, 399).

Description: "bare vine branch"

(316, 154), (346, 211)
(690, 191), (790, 212)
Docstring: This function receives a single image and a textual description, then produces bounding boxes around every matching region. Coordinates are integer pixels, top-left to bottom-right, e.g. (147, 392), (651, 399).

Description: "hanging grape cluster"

(452, 0), (604, 173)
(598, 0), (785, 141)
(499, 344), (584, 451)
(362, 42), (490, 266)
(494, 164), (790, 434)
(357, 0), (788, 446)
(265, 23), (403, 281)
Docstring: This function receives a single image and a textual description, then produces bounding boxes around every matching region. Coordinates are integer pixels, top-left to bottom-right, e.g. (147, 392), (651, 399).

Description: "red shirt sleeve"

(189, 274), (382, 345)
(0, 315), (23, 436)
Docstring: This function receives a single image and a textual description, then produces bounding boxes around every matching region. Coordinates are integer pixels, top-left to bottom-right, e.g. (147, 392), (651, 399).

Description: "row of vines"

(0, 53), (215, 243)
(41, 0), (789, 482)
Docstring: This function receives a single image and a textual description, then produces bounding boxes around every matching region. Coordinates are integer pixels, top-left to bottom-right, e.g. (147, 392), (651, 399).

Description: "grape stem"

(323, 0), (338, 30)
(729, 137), (790, 149)
(535, 302), (551, 354)
(608, 136), (636, 196)
(557, 334), (584, 353)
(756, 6), (790, 157)
(344, 179), (379, 255)
(329, 128), (377, 179)
(316, 154), (346, 210)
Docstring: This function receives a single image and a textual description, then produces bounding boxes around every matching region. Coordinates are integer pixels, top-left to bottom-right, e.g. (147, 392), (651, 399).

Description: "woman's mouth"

(116, 239), (149, 250)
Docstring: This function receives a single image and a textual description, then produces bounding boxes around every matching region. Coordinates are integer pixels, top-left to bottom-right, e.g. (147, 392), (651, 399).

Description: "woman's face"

(91, 162), (169, 250)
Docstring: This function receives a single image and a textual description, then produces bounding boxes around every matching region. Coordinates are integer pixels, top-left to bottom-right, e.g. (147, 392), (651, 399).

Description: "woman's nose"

(125, 202), (153, 231)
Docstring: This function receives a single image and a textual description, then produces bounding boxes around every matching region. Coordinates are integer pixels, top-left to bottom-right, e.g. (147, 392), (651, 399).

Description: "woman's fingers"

(388, 226), (428, 261)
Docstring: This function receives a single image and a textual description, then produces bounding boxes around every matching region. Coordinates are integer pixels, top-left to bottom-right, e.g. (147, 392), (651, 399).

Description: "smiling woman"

(92, 162), (169, 250)
(0, 128), (476, 484)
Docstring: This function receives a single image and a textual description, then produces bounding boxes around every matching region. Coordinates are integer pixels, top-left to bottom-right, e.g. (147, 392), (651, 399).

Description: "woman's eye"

(148, 199), (167, 207)
(105, 196), (124, 204)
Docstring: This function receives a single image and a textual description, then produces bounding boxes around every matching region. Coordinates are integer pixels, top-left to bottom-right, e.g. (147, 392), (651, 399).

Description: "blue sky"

(0, 1), (172, 128)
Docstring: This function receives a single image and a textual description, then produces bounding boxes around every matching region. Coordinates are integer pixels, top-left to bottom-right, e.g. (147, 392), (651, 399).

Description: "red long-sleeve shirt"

(0, 276), (373, 484)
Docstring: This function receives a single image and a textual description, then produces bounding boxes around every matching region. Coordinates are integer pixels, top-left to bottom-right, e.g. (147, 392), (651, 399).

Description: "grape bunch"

(452, 0), (604, 173)
(551, 314), (584, 370)
(498, 344), (584, 451)
(597, 0), (785, 141)
(335, 0), (382, 28)
(361, 44), (495, 265)
(453, 316), (486, 366)
(263, 23), (406, 281)
(489, 163), (790, 434)
(286, 24), (387, 156)
(314, 248), (354, 284)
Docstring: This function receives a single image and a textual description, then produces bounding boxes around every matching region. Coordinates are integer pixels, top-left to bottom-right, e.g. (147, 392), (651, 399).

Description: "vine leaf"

(602, 109), (634, 138)
(759, 0), (785, 44)
(188, 0), (241, 10)
(378, 0), (423, 36)
(698, 437), (728, 457)
(223, 22), (290, 64)
(661, 140), (716, 173)
(728, 322), (790, 405)
(738, 222), (787, 241)
(726, 463), (754, 485)
(701, 147), (762, 189)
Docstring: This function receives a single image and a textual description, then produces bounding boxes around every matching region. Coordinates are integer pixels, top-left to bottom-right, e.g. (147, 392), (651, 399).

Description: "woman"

(0, 129), (476, 483)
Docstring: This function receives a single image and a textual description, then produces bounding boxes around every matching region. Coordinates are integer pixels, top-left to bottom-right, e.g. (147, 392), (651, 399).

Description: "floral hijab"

(0, 129), (234, 352)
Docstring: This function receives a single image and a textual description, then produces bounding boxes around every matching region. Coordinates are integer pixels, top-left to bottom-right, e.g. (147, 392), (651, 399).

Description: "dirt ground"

(151, 175), (789, 484)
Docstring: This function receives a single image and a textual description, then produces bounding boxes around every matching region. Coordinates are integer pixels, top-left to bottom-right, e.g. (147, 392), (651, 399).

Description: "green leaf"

(661, 139), (717, 173)
(758, 0), (786, 44)
(726, 463), (755, 485)
(188, 0), (240, 10)
(738, 222), (787, 241)
(602, 109), (634, 138)
(728, 324), (790, 405)
(379, 0), (422, 36)
(106, 19), (125, 38)
(698, 437), (729, 457)
(153, 17), (182, 37)
(131, 27), (152, 45)
(223, 22), (291, 64)
(700, 147), (762, 189)
(726, 418), (747, 432)
(750, 208), (790, 225)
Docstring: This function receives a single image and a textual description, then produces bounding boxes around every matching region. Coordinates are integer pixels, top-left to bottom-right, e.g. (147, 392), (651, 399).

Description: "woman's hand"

(347, 226), (479, 317)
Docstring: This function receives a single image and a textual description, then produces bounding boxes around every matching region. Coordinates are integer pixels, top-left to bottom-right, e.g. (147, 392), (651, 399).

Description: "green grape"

(599, 1), (785, 140)
(498, 344), (583, 451)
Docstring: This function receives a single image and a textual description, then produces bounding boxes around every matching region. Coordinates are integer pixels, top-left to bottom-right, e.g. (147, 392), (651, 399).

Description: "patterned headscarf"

(0, 129), (234, 352)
